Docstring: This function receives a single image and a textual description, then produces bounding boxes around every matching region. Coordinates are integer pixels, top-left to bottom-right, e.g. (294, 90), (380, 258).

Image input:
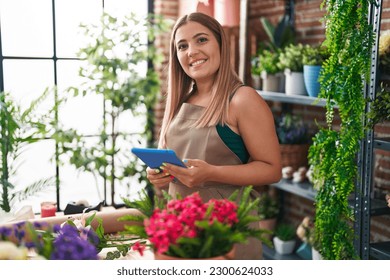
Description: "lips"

(190, 59), (207, 67)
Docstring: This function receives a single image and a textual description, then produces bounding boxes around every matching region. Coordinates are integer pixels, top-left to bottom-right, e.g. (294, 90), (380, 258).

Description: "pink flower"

(132, 242), (146, 256)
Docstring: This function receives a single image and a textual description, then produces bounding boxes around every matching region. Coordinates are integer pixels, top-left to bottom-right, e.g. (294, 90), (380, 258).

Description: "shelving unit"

(255, 1), (388, 261)
(355, 0), (389, 260)
(258, 90), (320, 260)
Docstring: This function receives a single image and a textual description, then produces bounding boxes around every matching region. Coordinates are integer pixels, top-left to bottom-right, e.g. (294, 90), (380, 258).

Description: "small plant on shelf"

(277, 43), (306, 72)
(274, 223), (296, 241)
(275, 113), (310, 145)
(302, 44), (329, 66)
(258, 191), (279, 220)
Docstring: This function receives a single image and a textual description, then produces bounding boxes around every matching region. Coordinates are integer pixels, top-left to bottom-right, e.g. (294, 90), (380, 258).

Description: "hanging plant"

(308, 0), (374, 259)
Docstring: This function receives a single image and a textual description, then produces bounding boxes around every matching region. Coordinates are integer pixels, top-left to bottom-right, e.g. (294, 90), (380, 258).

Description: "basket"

(279, 144), (310, 170)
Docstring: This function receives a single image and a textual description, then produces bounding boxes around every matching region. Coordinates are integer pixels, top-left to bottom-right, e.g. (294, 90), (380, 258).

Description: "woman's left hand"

(161, 159), (212, 188)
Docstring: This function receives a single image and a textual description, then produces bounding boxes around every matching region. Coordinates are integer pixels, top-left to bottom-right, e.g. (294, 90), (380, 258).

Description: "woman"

(147, 12), (282, 259)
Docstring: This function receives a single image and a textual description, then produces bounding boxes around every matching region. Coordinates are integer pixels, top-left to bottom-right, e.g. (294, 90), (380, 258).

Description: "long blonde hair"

(158, 12), (243, 148)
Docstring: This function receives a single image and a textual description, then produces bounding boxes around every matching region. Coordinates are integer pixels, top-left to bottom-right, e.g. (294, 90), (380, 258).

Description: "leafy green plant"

(274, 223), (296, 241)
(119, 186), (272, 258)
(366, 83), (390, 128)
(308, 0), (374, 259)
(260, 16), (295, 52)
(277, 43), (305, 72)
(0, 90), (56, 212)
(302, 44), (329, 66)
(257, 49), (281, 75)
(56, 12), (170, 205)
(258, 191), (279, 220)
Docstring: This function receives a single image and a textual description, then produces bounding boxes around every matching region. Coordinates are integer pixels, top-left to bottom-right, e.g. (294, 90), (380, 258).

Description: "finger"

(183, 159), (196, 169)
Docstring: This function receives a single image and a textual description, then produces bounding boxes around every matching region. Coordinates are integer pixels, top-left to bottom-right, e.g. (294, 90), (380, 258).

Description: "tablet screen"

(131, 148), (187, 169)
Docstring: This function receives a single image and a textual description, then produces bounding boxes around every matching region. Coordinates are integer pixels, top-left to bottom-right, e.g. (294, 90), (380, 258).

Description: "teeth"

(191, 60), (205, 66)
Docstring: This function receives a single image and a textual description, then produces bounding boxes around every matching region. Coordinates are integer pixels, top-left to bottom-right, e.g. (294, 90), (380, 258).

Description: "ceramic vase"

(303, 65), (322, 97)
(273, 236), (296, 255)
(284, 69), (307, 95)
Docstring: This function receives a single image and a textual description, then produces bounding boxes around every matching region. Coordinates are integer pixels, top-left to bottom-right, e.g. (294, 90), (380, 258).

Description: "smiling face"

(174, 21), (221, 84)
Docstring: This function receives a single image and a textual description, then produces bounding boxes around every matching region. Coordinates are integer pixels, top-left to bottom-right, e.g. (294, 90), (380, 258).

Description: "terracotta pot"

(154, 246), (235, 260)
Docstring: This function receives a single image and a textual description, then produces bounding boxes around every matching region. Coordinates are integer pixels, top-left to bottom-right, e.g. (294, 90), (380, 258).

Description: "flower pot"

(273, 236), (296, 255)
(252, 74), (261, 89)
(311, 247), (323, 260)
(303, 65), (322, 97)
(154, 246), (235, 260)
(214, 0), (240, 27)
(284, 69), (307, 95)
(279, 144), (310, 170)
(261, 71), (279, 92)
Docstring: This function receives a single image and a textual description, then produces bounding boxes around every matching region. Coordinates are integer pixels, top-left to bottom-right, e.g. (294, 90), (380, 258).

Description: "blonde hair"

(158, 12), (243, 148)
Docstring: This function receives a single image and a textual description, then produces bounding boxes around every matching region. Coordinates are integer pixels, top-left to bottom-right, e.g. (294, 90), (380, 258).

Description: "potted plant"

(275, 113), (311, 170)
(277, 43), (307, 95)
(273, 223), (296, 255)
(0, 90), (56, 214)
(302, 44), (329, 97)
(251, 56), (262, 89)
(257, 16), (295, 93)
(257, 190), (279, 240)
(120, 186), (272, 259)
(258, 49), (283, 92)
(56, 13), (169, 206)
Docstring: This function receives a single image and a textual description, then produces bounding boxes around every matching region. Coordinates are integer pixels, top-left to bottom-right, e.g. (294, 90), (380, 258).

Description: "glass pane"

(55, 0), (103, 58)
(59, 158), (104, 211)
(12, 140), (56, 214)
(109, 134), (146, 205)
(3, 59), (55, 112)
(0, 0), (53, 57)
(57, 59), (104, 135)
(104, 0), (148, 17)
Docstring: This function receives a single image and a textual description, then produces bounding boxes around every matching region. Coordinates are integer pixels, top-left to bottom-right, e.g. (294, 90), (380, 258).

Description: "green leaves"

(308, 0), (374, 260)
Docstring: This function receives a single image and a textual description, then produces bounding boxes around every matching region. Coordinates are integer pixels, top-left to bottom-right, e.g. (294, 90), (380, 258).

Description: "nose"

(188, 43), (198, 57)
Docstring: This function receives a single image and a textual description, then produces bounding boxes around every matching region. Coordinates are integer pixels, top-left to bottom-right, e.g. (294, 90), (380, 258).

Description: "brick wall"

(153, 0), (390, 243)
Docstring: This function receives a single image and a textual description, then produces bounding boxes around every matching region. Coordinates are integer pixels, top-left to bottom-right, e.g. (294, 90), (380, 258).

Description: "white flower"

(0, 241), (28, 260)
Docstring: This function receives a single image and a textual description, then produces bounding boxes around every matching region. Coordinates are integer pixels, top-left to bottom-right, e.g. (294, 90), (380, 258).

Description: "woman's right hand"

(146, 167), (172, 189)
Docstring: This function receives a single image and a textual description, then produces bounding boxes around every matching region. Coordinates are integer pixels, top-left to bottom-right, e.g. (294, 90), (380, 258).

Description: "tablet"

(131, 148), (187, 169)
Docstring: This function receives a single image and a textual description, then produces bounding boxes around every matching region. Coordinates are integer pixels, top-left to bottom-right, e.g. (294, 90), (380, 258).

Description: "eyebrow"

(176, 32), (209, 45)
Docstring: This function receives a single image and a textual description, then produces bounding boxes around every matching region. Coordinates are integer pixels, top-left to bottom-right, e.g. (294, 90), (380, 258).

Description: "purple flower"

(0, 226), (12, 240)
(49, 224), (98, 260)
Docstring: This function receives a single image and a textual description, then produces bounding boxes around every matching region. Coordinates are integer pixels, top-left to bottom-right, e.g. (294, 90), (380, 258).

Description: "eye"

(177, 43), (188, 51)
(198, 37), (208, 44)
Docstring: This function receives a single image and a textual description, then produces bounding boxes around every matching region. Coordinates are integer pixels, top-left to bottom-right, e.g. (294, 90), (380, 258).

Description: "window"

(0, 0), (150, 213)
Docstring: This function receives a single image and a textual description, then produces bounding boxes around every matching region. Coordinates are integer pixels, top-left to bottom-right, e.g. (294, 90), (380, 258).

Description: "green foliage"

(257, 191), (279, 220)
(0, 90), (56, 212)
(274, 223), (296, 241)
(260, 16), (295, 52)
(257, 50), (281, 75)
(302, 44), (329, 66)
(366, 83), (390, 128)
(277, 43), (306, 72)
(308, 0), (374, 259)
(55, 12), (170, 205)
(117, 186), (272, 259)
